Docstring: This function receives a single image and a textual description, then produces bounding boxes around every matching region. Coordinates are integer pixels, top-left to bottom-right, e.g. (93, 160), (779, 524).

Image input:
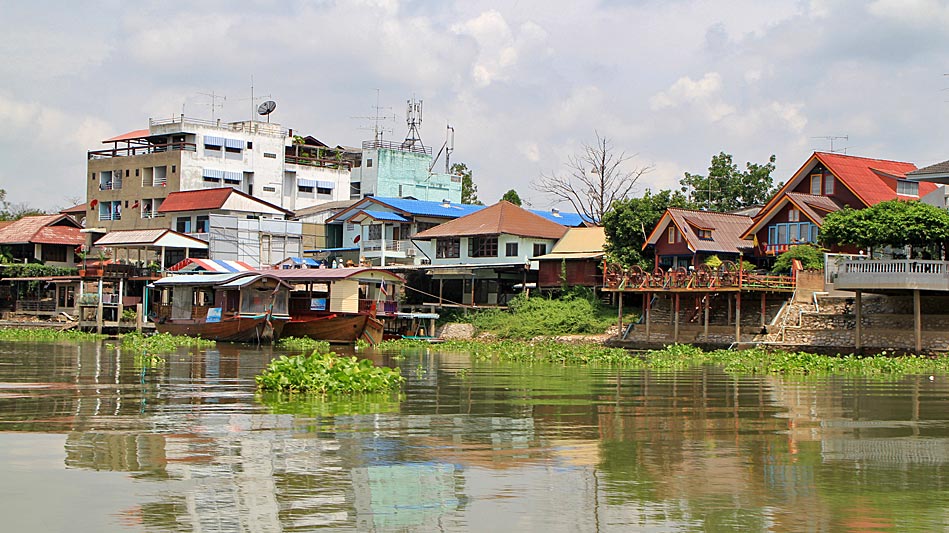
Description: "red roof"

(814, 152), (937, 205)
(646, 208), (753, 254)
(158, 187), (291, 215)
(60, 202), (86, 215)
(412, 201), (569, 240)
(0, 214), (83, 245)
(103, 129), (150, 143)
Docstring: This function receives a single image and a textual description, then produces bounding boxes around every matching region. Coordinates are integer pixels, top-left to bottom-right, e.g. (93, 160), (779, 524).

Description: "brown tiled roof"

(907, 159), (949, 177)
(0, 214), (83, 245)
(60, 202), (86, 215)
(785, 192), (842, 225)
(647, 208), (753, 254)
(412, 201), (569, 240)
(158, 187), (291, 215)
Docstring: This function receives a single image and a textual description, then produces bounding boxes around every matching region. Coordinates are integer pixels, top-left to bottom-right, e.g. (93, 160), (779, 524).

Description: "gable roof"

(741, 152), (938, 239)
(292, 199), (359, 219)
(158, 187), (291, 215)
(534, 227), (606, 260)
(93, 229), (208, 249)
(0, 214), (83, 246)
(646, 208), (753, 255)
(412, 201), (569, 241)
(907, 159), (949, 182)
(60, 202), (87, 215)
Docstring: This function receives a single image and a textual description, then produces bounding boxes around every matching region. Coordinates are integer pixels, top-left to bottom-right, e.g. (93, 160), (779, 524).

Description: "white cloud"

(650, 73), (735, 122)
(452, 10), (548, 87)
(868, 0), (949, 27)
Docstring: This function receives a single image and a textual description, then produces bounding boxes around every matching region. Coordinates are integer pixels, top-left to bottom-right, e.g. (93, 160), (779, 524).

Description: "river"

(1, 340), (948, 532)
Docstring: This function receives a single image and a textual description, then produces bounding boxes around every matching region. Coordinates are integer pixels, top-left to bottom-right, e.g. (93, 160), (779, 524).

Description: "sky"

(1, 0), (948, 212)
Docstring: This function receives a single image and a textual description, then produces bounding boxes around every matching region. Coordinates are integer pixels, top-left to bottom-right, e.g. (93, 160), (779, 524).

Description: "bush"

(772, 244), (824, 274)
(470, 288), (616, 339)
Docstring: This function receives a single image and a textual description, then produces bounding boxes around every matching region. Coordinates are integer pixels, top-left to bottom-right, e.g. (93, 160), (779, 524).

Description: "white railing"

(836, 260), (949, 291)
(361, 239), (413, 253)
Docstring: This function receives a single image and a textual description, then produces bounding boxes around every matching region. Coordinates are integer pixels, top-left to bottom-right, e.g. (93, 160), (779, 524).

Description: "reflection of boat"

(267, 268), (402, 345)
(149, 273), (290, 342)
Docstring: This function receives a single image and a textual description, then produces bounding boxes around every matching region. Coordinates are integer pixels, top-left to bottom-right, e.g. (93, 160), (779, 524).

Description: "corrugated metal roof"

(152, 272), (256, 286)
(814, 152), (937, 205)
(293, 199), (359, 219)
(93, 229), (208, 249)
(60, 202), (86, 215)
(103, 129), (150, 142)
(412, 201), (569, 240)
(0, 214), (82, 245)
(266, 267), (404, 283)
(355, 210), (410, 222)
(529, 209), (589, 227)
(548, 227), (606, 254)
(365, 197), (485, 218)
(158, 187), (291, 215)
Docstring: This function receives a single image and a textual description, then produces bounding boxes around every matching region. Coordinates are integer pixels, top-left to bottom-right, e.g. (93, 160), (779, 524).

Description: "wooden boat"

(267, 267), (403, 345)
(149, 272), (290, 343)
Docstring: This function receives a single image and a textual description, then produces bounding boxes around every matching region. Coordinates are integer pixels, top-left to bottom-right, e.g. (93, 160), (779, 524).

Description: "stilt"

(760, 292), (766, 328)
(674, 293), (680, 343)
(914, 289), (922, 353)
(645, 292), (651, 340)
(136, 303), (143, 333)
(855, 290), (862, 351)
(617, 292), (624, 333)
(727, 296), (733, 325)
(735, 292), (741, 345)
(703, 294), (710, 340)
(439, 278), (444, 305)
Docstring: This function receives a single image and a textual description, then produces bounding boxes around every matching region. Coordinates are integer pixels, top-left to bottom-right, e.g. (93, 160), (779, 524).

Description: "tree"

(772, 245), (825, 274)
(821, 200), (949, 258)
(452, 163), (482, 205)
(601, 189), (692, 267)
(0, 189), (45, 221)
(680, 152), (777, 212)
(533, 132), (653, 224)
(500, 189), (522, 206)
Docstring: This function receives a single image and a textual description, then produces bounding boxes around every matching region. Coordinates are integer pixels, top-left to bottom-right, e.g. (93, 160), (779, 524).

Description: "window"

(135, 168), (140, 177)
(262, 186), (276, 193)
(824, 175), (834, 195)
(225, 146), (241, 154)
(416, 221), (438, 233)
(469, 236), (498, 258)
(264, 152), (277, 159)
(176, 217), (192, 233)
(532, 243), (547, 257)
(317, 187), (332, 195)
(171, 165), (176, 173)
(768, 222), (818, 245)
(367, 159), (373, 168)
(368, 225), (382, 240)
(246, 141), (253, 149)
(346, 223), (355, 231)
(506, 242), (519, 257)
(436, 238), (460, 258)
(42, 245), (66, 263)
(196, 215), (210, 233)
(298, 185), (314, 194)
(697, 229), (712, 240)
(667, 226), (677, 244)
(897, 180), (919, 196)
(810, 174), (821, 195)
(788, 208), (800, 222)
(203, 176), (221, 184)
(98, 201), (122, 221)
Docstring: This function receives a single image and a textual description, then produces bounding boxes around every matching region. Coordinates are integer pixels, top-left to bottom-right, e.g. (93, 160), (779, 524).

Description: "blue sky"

(2, 0), (948, 211)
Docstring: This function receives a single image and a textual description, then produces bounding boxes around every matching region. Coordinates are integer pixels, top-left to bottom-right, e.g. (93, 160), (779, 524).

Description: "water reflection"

(2, 340), (949, 531)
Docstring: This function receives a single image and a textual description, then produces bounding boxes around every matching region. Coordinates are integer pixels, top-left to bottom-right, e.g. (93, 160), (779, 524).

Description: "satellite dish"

(257, 100), (276, 115)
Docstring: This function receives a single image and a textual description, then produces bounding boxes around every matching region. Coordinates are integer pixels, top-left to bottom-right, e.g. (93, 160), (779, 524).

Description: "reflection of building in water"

(352, 463), (462, 531)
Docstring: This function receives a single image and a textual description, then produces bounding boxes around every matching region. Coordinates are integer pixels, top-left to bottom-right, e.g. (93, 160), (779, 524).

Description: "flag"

(380, 280), (388, 296)
(753, 234), (759, 248)
(131, 200), (140, 209)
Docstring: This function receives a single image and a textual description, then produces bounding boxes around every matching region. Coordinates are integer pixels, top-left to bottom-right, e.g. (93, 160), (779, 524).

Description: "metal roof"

(265, 267), (404, 283)
(152, 272), (256, 286)
(94, 229), (208, 249)
(0, 214), (83, 245)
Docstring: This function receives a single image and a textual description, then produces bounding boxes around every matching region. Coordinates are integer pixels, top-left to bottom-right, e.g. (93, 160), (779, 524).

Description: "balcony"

(835, 260), (949, 292)
(285, 155), (352, 171)
(361, 239), (415, 255)
(140, 211), (165, 219)
(99, 178), (122, 191)
(88, 142), (196, 160)
(362, 139), (432, 156)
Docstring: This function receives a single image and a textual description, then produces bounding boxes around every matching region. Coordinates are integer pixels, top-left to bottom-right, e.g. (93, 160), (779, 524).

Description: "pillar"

(914, 289), (922, 353)
(735, 292), (741, 344)
(854, 290), (862, 351)
(703, 294), (710, 340)
(617, 292), (624, 333)
(645, 292), (651, 340)
(760, 292), (766, 328)
(674, 293), (680, 343)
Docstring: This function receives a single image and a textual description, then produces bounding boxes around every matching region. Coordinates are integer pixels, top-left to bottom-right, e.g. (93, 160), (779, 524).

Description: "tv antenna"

(239, 76), (271, 123)
(403, 97), (424, 149)
(257, 100), (276, 123)
(352, 89), (396, 142)
(429, 123), (455, 173)
(812, 135), (849, 153)
(197, 91), (226, 122)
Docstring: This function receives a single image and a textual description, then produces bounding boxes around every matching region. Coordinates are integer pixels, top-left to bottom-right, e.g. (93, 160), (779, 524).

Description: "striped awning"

(203, 169), (242, 182)
(167, 258), (256, 273)
(298, 179), (317, 187)
(317, 180), (335, 189)
(203, 136), (224, 147)
(224, 138), (244, 149)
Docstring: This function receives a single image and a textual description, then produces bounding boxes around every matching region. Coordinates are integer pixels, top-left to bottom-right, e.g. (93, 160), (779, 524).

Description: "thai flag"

(380, 280), (388, 296)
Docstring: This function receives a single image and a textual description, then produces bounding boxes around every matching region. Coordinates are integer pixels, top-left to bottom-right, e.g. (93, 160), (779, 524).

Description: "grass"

(0, 327), (105, 342)
(466, 289), (619, 339)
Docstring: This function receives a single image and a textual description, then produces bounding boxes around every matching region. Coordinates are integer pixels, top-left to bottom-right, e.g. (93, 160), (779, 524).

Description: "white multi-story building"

(86, 115), (354, 233)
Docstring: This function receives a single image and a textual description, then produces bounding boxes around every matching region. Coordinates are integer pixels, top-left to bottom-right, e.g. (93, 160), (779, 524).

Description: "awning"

(203, 136), (224, 147)
(224, 138), (244, 149)
(298, 179), (317, 187)
(167, 258), (256, 273)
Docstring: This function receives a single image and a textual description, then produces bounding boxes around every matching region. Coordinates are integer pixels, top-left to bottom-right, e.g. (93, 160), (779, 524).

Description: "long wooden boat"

(266, 267), (403, 346)
(149, 272), (290, 343)
(283, 313), (384, 345)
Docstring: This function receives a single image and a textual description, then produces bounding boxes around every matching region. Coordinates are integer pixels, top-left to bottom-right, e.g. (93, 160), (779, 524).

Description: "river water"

(1, 340), (949, 532)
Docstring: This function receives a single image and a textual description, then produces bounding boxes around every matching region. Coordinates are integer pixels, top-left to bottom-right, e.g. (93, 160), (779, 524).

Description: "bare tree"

(532, 132), (652, 224)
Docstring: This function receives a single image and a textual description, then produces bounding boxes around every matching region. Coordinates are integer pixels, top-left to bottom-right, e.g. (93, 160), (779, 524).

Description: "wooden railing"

(603, 262), (796, 292)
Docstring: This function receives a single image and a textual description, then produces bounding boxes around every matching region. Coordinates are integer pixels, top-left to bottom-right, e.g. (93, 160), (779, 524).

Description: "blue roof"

(361, 210), (410, 222)
(529, 209), (590, 227)
(369, 197), (486, 218)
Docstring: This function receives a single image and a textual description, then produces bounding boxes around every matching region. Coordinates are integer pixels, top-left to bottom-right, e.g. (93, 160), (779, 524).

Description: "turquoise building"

(350, 140), (462, 203)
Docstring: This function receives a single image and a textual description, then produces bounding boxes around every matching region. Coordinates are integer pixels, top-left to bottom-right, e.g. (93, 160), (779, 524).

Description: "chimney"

(551, 208), (561, 217)
(442, 199), (451, 208)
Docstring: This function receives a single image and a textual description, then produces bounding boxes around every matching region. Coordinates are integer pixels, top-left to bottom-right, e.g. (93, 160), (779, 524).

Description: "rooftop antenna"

(352, 89), (395, 141)
(403, 97), (424, 149)
(812, 135), (849, 153)
(428, 123), (455, 173)
(240, 75), (271, 123)
(257, 100), (276, 123)
(197, 91), (226, 122)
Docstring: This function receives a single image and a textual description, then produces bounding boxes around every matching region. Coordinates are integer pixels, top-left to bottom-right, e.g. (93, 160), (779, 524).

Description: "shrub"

(277, 337), (331, 352)
(121, 332), (215, 353)
(256, 350), (404, 394)
(772, 244), (824, 274)
(470, 288), (616, 339)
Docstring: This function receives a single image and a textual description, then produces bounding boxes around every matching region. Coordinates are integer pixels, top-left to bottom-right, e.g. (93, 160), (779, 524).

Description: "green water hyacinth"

(121, 332), (215, 353)
(256, 350), (404, 394)
(0, 328), (105, 342)
(276, 336), (331, 352)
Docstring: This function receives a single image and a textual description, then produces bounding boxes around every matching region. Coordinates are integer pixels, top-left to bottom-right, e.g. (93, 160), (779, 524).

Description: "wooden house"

(535, 227), (606, 289)
(645, 208), (754, 269)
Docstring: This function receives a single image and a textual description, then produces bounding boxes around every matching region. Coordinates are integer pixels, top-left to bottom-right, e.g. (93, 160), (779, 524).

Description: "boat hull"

(283, 313), (384, 345)
(155, 315), (286, 343)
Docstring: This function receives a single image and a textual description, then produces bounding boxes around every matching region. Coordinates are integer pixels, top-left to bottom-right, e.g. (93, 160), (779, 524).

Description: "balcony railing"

(285, 155), (352, 170)
(99, 178), (122, 191)
(88, 142), (196, 160)
(361, 239), (414, 254)
(835, 259), (949, 291)
(140, 211), (165, 219)
(362, 139), (432, 155)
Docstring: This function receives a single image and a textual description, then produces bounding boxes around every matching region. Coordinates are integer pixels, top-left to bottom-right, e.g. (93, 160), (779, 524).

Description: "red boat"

(283, 313), (384, 345)
(149, 272), (290, 343)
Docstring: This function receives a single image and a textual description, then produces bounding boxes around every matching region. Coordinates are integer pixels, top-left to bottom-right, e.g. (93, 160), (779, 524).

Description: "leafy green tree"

(772, 245), (825, 274)
(680, 152), (777, 212)
(821, 200), (949, 258)
(452, 163), (482, 205)
(0, 189), (45, 221)
(533, 132), (653, 224)
(602, 189), (692, 267)
(500, 189), (522, 206)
